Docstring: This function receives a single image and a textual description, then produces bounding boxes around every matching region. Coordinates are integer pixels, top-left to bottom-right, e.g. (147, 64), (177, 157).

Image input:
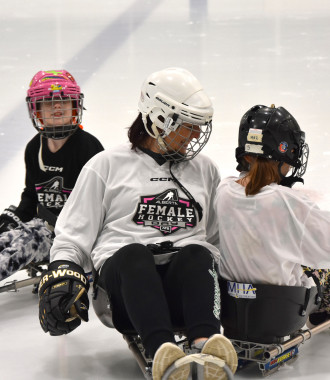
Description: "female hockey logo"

(35, 176), (72, 210)
(132, 189), (197, 235)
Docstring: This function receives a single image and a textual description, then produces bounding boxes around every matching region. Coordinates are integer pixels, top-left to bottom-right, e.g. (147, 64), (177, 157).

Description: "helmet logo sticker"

(247, 128), (263, 143)
(50, 84), (63, 92)
(156, 96), (171, 108)
(278, 141), (288, 153)
(132, 188), (197, 235)
(41, 75), (66, 82)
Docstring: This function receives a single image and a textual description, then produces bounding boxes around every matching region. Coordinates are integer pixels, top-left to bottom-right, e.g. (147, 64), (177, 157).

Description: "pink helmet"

(26, 70), (84, 139)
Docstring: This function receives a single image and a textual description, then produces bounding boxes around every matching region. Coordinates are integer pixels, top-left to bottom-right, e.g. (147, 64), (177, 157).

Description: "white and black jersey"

(215, 176), (330, 287)
(51, 143), (221, 271)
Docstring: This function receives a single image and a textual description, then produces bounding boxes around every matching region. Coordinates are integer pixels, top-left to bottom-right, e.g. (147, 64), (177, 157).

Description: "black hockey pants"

(98, 243), (220, 357)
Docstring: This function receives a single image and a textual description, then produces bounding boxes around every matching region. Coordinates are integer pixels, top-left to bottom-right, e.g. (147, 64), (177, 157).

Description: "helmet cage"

(26, 93), (84, 139)
(294, 141), (309, 177)
(155, 117), (212, 163)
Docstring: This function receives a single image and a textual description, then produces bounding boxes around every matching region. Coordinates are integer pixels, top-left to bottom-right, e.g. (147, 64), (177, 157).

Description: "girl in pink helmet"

(0, 70), (103, 283)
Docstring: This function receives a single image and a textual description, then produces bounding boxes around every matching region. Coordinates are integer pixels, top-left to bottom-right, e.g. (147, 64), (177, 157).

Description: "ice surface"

(1, 1), (329, 379)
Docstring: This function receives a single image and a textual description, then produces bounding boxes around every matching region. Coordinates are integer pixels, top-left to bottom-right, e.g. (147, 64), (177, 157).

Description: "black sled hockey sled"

(92, 281), (235, 380)
(219, 278), (330, 377)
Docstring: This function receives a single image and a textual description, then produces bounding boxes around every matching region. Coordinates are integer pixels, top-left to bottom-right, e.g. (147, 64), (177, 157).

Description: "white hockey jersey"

(215, 176), (330, 287)
(51, 143), (221, 271)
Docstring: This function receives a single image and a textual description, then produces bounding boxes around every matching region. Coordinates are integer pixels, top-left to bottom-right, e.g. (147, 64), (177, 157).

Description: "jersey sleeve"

(300, 204), (330, 269)
(50, 157), (106, 270)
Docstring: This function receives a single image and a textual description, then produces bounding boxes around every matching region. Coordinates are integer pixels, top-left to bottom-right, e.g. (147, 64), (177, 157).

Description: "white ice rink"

(0, 1), (329, 379)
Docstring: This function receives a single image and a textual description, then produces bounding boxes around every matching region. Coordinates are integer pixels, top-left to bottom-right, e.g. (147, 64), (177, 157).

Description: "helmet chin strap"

(278, 162), (285, 180)
(38, 135), (47, 172)
(151, 123), (167, 151)
(278, 162), (304, 188)
(142, 111), (167, 152)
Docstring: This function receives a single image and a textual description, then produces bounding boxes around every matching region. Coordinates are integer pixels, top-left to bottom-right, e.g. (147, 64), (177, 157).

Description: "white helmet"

(138, 67), (213, 162)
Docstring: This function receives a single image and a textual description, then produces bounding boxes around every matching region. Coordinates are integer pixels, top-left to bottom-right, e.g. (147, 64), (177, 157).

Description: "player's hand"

(38, 260), (90, 336)
(0, 205), (21, 233)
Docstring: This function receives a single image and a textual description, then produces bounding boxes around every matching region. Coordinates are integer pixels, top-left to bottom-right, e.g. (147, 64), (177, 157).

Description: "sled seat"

(92, 282), (116, 329)
(219, 278), (319, 344)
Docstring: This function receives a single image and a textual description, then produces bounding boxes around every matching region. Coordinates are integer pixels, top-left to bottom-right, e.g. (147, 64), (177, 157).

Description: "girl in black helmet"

(215, 104), (330, 326)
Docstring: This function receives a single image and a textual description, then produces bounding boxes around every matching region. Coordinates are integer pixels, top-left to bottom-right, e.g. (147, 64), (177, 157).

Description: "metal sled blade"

(123, 334), (153, 380)
(0, 275), (41, 293)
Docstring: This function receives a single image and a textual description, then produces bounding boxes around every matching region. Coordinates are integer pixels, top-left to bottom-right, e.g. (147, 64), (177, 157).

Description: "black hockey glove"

(38, 260), (90, 336)
(0, 205), (21, 233)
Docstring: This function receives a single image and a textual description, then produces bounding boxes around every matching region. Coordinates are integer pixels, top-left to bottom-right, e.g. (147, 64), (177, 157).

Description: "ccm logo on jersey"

(150, 178), (172, 181)
(43, 166), (63, 172)
(39, 269), (87, 288)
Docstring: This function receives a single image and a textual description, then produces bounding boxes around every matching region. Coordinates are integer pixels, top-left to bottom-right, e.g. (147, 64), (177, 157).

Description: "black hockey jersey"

(15, 128), (104, 222)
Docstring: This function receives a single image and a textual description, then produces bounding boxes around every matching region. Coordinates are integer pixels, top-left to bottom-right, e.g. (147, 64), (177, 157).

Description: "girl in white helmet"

(0, 70), (103, 282)
(38, 68), (237, 380)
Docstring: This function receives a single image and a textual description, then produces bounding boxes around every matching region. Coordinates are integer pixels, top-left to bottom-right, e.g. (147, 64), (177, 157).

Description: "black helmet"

(235, 105), (309, 178)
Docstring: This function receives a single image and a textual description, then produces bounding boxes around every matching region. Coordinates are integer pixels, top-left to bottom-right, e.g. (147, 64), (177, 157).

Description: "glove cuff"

(39, 260), (90, 295)
(2, 205), (21, 224)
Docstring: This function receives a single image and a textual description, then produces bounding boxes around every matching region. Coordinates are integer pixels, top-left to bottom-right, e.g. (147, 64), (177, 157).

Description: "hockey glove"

(0, 205), (21, 233)
(38, 260), (90, 336)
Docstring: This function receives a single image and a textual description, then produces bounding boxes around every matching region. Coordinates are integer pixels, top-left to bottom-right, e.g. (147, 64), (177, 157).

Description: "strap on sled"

(147, 240), (180, 265)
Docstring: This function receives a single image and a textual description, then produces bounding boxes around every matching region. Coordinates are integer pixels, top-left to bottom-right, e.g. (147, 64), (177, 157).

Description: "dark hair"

(245, 157), (281, 196)
(128, 113), (152, 150)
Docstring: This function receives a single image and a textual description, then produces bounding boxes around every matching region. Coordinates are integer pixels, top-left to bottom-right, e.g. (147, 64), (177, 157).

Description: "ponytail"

(245, 157), (281, 196)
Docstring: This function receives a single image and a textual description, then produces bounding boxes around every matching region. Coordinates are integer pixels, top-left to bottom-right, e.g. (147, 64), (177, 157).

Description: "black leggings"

(98, 243), (220, 357)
